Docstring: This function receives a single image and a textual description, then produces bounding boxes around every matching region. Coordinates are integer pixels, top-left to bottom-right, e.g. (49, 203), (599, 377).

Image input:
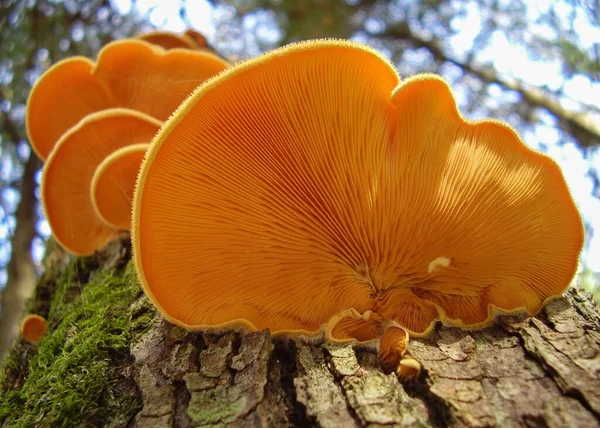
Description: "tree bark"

(1, 240), (599, 427)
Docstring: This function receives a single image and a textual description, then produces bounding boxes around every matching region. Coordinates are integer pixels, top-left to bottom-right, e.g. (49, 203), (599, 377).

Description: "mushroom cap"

(133, 40), (583, 337)
(396, 358), (421, 382)
(91, 143), (150, 230)
(184, 29), (209, 48)
(43, 108), (161, 255)
(378, 326), (408, 369)
(137, 31), (198, 50)
(326, 309), (387, 343)
(21, 314), (47, 344)
(93, 39), (229, 121)
(26, 39), (227, 161)
(26, 57), (116, 160)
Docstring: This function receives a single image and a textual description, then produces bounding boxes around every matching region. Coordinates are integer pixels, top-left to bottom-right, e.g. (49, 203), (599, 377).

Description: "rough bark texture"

(1, 240), (599, 427)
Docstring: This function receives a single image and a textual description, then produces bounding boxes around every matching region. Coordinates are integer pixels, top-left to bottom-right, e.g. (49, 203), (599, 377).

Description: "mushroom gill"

(133, 40), (583, 341)
(326, 309), (387, 344)
(43, 109), (161, 255)
(91, 143), (150, 230)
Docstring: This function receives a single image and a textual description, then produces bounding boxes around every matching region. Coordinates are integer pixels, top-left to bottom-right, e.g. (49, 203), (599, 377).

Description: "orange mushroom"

(26, 57), (117, 160)
(132, 40), (583, 356)
(137, 30), (197, 50)
(184, 29), (209, 48)
(328, 312), (420, 380)
(378, 326), (409, 369)
(396, 358), (422, 382)
(43, 108), (161, 255)
(21, 314), (47, 344)
(91, 143), (150, 230)
(26, 39), (228, 161)
(93, 39), (229, 122)
(326, 309), (387, 344)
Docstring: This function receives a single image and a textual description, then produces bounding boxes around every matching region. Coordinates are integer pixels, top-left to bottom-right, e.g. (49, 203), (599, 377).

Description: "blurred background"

(0, 0), (598, 342)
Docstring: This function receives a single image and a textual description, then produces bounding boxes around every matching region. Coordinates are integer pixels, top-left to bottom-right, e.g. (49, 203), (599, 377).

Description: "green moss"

(0, 256), (153, 427)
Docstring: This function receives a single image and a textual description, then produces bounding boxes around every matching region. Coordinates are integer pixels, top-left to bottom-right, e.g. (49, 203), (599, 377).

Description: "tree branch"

(378, 24), (600, 148)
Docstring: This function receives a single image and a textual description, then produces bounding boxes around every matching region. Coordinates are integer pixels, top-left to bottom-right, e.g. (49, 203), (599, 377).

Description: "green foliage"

(559, 38), (600, 77)
(0, 258), (154, 427)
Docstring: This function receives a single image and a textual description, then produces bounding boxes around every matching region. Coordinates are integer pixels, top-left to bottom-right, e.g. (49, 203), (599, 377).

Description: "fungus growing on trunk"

(26, 39), (228, 160)
(26, 57), (117, 160)
(43, 109), (161, 255)
(21, 315), (47, 344)
(94, 39), (229, 121)
(132, 40), (583, 374)
(91, 143), (150, 230)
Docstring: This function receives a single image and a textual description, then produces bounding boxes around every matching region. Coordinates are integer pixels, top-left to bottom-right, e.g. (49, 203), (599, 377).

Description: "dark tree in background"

(0, 0), (147, 361)
(0, 1), (599, 425)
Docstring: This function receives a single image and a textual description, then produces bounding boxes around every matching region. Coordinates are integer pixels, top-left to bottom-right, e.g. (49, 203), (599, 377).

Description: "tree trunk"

(0, 155), (42, 362)
(1, 239), (599, 427)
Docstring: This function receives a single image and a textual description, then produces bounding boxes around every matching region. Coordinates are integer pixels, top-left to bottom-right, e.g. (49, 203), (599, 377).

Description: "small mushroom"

(93, 39), (229, 122)
(91, 143), (150, 230)
(326, 309), (387, 343)
(26, 57), (117, 160)
(396, 358), (422, 382)
(132, 40), (583, 350)
(378, 326), (409, 369)
(137, 30), (198, 50)
(43, 108), (161, 255)
(21, 315), (47, 344)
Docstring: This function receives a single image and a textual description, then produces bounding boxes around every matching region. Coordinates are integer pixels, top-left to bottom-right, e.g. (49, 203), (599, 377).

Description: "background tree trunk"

(1, 240), (599, 427)
(0, 154), (42, 362)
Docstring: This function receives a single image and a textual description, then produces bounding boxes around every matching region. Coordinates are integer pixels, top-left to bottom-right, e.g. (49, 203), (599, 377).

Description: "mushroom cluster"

(28, 32), (228, 255)
(29, 35), (583, 379)
(131, 40), (584, 379)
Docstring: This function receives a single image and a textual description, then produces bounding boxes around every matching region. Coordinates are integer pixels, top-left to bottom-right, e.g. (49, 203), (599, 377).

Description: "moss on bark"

(1, 239), (599, 427)
(0, 241), (153, 427)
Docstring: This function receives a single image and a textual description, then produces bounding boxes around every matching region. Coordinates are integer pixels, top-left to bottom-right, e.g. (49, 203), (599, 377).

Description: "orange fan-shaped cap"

(133, 40), (583, 337)
(26, 57), (117, 160)
(137, 31), (197, 50)
(91, 143), (150, 230)
(93, 39), (229, 122)
(21, 314), (47, 344)
(43, 109), (161, 255)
